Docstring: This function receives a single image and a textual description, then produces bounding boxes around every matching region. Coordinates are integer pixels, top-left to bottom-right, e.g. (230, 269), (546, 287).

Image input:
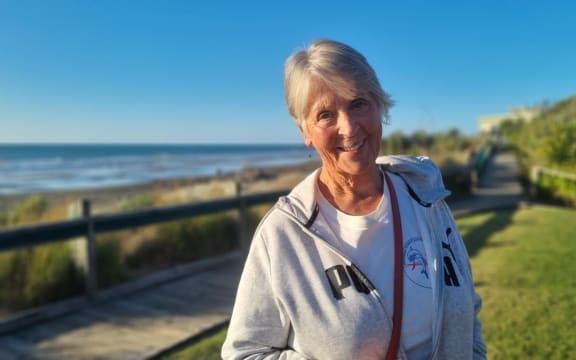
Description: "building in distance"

(478, 106), (543, 134)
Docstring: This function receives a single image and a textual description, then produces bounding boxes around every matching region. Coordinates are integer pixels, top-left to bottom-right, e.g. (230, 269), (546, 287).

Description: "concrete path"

(0, 151), (526, 359)
(449, 151), (527, 215)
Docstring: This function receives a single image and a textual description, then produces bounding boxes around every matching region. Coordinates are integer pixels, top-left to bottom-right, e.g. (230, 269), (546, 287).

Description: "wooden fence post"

(67, 202), (84, 268)
(82, 199), (98, 299)
(235, 182), (248, 255)
(530, 166), (541, 199)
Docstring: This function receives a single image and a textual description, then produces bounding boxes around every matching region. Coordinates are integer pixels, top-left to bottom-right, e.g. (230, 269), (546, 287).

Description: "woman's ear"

(298, 123), (313, 148)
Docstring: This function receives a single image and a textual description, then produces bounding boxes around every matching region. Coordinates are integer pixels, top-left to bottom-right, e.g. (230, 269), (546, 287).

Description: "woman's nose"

(337, 111), (359, 135)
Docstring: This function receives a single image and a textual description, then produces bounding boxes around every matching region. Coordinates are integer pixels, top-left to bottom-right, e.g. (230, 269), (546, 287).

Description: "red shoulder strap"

(384, 172), (404, 360)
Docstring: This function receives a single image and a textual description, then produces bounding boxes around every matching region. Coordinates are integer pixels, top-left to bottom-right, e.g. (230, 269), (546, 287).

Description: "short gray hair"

(284, 39), (393, 125)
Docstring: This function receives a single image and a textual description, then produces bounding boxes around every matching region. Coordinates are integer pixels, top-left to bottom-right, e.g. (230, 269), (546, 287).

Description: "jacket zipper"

(276, 205), (405, 359)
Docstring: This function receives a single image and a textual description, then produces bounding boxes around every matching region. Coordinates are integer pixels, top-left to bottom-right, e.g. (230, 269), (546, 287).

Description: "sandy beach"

(0, 160), (321, 217)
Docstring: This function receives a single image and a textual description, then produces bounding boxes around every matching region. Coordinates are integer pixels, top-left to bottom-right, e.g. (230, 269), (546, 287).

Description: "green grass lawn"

(161, 328), (228, 360)
(163, 205), (576, 360)
(458, 205), (576, 359)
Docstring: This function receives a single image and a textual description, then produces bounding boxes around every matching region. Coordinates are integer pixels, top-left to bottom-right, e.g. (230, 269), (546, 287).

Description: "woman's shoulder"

(376, 155), (450, 204)
(376, 154), (439, 171)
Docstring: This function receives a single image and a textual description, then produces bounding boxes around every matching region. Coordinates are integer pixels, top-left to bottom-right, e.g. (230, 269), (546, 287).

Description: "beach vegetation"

(121, 202), (272, 275)
(0, 244), (82, 313)
(94, 234), (130, 288)
(380, 128), (483, 196)
(0, 194), (72, 229)
(535, 171), (576, 206)
(380, 127), (477, 157)
(117, 193), (156, 211)
(0, 235), (134, 315)
(206, 184), (228, 199)
(498, 94), (576, 205)
(7, 194), (48, 226)
(21, 243), (82, 306)
(125, 211), (241, 272)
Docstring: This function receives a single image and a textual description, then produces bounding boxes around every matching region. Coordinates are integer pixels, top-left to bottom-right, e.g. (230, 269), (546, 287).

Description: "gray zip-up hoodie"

(222, 155), (487, 359)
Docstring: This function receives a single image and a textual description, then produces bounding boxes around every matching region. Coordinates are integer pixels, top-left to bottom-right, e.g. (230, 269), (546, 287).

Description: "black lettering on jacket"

(443, 227), (461, 287)
(443, 256), (460, 287)
(325, 265), (371, 300)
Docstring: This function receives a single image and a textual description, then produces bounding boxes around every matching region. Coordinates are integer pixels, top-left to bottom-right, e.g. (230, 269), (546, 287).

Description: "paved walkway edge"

(146, 319), (230, 360)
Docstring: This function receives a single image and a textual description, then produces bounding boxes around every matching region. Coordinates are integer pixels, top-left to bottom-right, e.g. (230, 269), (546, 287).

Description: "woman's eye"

(314, 111), (336, 128)
(351, 99), (369, 110)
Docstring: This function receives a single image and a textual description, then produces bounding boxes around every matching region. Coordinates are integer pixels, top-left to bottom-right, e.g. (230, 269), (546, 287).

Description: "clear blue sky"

(1, 0), (575, 144)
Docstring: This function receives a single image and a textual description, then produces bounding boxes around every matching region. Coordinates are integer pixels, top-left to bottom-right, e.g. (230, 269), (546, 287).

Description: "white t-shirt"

(316, 172), (433, 359)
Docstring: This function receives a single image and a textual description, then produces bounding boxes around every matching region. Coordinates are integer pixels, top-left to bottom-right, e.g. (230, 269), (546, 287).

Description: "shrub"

(117, 194), (156, 212)
(23, 244), (83, 307)
(0, 235), (130, 314)
(0, 244), (83, 312)
(0, 251), (28, 311)
(95, 234), (130, 288)
(8, 195), (48, 225)
(538, 172), (576, 206)
(125, 212), (238, 271)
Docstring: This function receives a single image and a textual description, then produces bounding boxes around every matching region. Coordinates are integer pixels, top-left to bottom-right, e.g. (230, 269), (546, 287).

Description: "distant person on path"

(222, 39), (486, 359)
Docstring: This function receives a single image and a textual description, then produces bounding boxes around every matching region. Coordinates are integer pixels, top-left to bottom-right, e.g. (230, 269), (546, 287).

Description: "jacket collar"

(277, 155), (450, 226)
(376, 155), (451, 205)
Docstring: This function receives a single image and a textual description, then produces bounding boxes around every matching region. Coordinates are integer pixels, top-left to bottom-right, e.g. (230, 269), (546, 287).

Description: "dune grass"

(163, 205), (576, 360)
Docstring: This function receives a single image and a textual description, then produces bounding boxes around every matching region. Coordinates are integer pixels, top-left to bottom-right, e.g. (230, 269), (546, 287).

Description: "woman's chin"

(335, 158), (377, 177)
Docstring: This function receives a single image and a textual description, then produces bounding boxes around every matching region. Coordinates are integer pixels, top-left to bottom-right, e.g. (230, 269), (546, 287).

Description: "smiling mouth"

(338, 139), (365, 152)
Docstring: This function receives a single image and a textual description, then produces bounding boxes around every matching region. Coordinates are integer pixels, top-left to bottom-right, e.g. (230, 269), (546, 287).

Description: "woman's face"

(300, 77), (382, 178)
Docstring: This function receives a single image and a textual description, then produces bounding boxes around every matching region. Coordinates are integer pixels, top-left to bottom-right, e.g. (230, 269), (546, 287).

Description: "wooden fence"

(529, 166), (576, 200)
(0, 187), (289, 299)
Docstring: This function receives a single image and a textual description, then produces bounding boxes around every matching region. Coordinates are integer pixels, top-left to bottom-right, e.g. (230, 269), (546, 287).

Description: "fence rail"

(530, 166), (576, 199)
(0, 188), (289, 298)
(0, 189), (287, 251)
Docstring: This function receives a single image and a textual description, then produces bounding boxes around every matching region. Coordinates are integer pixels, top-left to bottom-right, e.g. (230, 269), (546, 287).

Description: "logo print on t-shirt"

(404, 237), (431, 288)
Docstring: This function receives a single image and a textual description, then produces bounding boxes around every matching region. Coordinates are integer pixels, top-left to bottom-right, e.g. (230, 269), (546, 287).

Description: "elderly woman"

(222, 39), (486, 360)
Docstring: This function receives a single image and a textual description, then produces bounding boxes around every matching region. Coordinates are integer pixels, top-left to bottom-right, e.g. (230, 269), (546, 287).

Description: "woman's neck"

(318, 166), (383, 216)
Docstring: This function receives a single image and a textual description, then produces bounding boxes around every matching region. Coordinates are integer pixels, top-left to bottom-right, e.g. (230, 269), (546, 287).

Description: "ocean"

(0, 144), (319, 195)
